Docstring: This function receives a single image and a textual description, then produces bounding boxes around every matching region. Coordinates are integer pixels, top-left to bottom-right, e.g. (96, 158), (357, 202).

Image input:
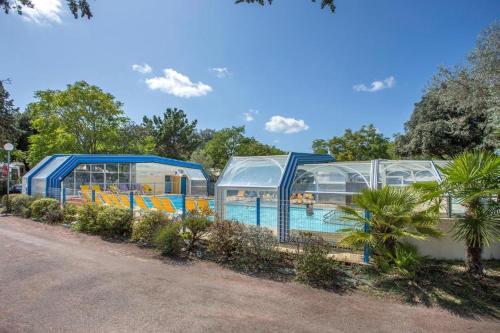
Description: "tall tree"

(0, 79), (20, 150)
(203, 126), (285, 170)
(143, 108), (201, 160)
(26, 81), (127, 166)
(1, 0), (92, 18)
(313, 124), (393, 161)
(396, 22), (499, 158)
(114, 122), (155, 155)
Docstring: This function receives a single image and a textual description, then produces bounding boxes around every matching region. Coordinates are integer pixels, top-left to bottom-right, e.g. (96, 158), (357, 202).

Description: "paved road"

(0, 216), (498, 333)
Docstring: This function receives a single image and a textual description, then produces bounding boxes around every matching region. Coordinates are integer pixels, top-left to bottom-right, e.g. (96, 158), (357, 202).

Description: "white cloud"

(243, 109), (259, 122)
(353, 76), (396, 92)
(145, 69), (212, 98)
(265, 116), (309, 134)
(22, 0), (63, 25)
(132, 63), (152, 74)
(209, 67), (230, 78)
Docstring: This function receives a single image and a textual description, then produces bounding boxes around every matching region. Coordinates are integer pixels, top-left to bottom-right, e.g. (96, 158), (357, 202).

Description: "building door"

(180, 176), (187, 195)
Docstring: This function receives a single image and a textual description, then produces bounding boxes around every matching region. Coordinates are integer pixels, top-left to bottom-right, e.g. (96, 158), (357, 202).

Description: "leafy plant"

(338, 186), (441, 269)
(8, 194), (36, 218)
(207, 219), (244, 262)
(415, 150), (500, 275)
(182, 214), (211, 251)
(63, 203), (79, 224)
(295, 237), (338, 288)
(154, 222), (184, 256)
(74, 202), (103, 234)
(131, 210), (170, 245)
(389, 242), (423, 277)
(96, 206), (133, 238)
(31, 198), (63, 223)
(233, 225), (280, 272)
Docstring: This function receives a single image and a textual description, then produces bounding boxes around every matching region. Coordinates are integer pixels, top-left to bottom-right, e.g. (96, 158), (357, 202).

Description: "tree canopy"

(395, 22), (499, 158)
(0, 0), (92, 18)
(26, 81), (130, 165)
(0, 79), (20, 149)
(313, 124), (393, 161)
(143, 108), (201, 161)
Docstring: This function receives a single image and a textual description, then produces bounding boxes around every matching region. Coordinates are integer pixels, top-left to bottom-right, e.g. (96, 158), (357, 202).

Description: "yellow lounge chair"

(80, 185), (91, 192)
(92, 184), (102, 192)
(109, 184), (119, 193)
(99, 193), (115, 206)
(159, 197), (177, 214)
(197, 198), (212, 213)
(150, 196), (166, 211)
(185, 198), (197, 212)
(133, 195), (149, 210)
(119, 194), (131, 207)
(110, 194), (127, 208)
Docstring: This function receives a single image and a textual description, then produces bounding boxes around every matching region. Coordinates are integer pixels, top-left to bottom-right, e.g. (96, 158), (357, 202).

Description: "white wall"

(409, 219), (500, 260)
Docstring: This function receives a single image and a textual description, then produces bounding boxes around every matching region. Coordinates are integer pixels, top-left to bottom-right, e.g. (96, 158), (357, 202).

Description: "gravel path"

(0, 216), (498, 333)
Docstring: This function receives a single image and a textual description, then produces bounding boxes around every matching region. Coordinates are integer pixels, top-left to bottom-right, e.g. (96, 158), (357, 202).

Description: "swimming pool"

(146, 195), (353, 234)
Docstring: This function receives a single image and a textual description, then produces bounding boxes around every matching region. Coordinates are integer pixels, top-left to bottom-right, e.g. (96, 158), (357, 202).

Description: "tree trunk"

(466, 245), (484, 275)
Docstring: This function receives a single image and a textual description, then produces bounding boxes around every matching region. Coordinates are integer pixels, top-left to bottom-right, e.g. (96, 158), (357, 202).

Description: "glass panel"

(119, 163), (130, 173)
(107, 173), (119, 183)
(217, 155), (289, 188)
(91, 173), (104, 184)
(378, 161), (439, 188)
(91, 164), (105, 172)
(105, 163), (118, 173)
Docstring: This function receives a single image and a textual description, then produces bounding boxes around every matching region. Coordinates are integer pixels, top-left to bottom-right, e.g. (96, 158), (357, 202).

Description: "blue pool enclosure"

(215, 155), (446, 242)
(22, 154), (209, 198)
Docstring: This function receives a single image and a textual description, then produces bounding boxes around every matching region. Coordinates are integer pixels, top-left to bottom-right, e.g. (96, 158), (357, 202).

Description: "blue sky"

(2, 0), (499, 152)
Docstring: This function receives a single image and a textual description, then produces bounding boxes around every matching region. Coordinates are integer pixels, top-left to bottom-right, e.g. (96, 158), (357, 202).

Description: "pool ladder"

(323, 210), (340, 224)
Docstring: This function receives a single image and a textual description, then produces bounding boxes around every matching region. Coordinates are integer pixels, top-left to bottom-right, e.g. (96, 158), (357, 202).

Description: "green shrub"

(96, 206), (133, 238)
(154, 222), (184, 256)
(207, 220), (244, 262)
(391, 242), (423, 277)
(31, 198), (63, 223)
(74, 203), (103, 234)
(63, 203), (79, 224)
(295, 238), (338, 289)
(233, 225), (280, 272)
(131, 210), (170, 245)
(182, 214), (211, 251)
(9, 194), (36, 218)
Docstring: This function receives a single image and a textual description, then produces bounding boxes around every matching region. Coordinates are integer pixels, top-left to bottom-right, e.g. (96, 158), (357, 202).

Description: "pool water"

(145, 195), (352, 234)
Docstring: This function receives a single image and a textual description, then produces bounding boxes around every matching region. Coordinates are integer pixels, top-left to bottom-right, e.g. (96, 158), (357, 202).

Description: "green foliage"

(208, 220), (279, 272)
(235, 0), (336, 13)
(26, 81), (128, 166)
(416, 150), (500, 275)
(203, 126), (285, 170)
(63, 203), (78, 223)
(31, 198), (63, 223)
(0, 80), (20, 149)
(313, 124), (394, 161)
(182, 214), (211, 251)
(96, 206), (133, 238)
(1, 0), (92, 19)
(74, 202), (103, 234)
(234, 225), (280, 272)
(143, 108), (201, 160)
(338, 187), (441, 269)
(7, 194), (35, 217)
(207, 220), (245, 262)
(396, 22), (499, 158)
(390, 242), (423, 277)
(295, 238), (338, 288)
(131, 210), (170, 245)
(154, 222), (184, 256)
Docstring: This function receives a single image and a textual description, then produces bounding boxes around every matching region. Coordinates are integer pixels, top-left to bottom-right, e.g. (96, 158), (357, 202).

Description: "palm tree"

(338, 186), (441, 265)
(417, 151), (500, 275)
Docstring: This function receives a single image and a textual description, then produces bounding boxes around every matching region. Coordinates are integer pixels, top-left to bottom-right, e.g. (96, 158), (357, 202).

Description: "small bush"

(131, 210), (170, 245)
(182, 214), (211, 251)
(207, 220), (244, 262)
(9, 194), (36, 218)
(31, 198), (63, 223)
(154, 222), (184, 256)
(233, 225), (280, 272)
(74, 203), (103, 234)
(96, 206), (133, 238)
(63, 203), (79, 224)
(296, 238), (338, 289)
(391, 242), (423, 277)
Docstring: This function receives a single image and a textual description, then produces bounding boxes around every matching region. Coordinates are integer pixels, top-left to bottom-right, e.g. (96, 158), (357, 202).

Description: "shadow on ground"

(367, 260), (500, 320)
